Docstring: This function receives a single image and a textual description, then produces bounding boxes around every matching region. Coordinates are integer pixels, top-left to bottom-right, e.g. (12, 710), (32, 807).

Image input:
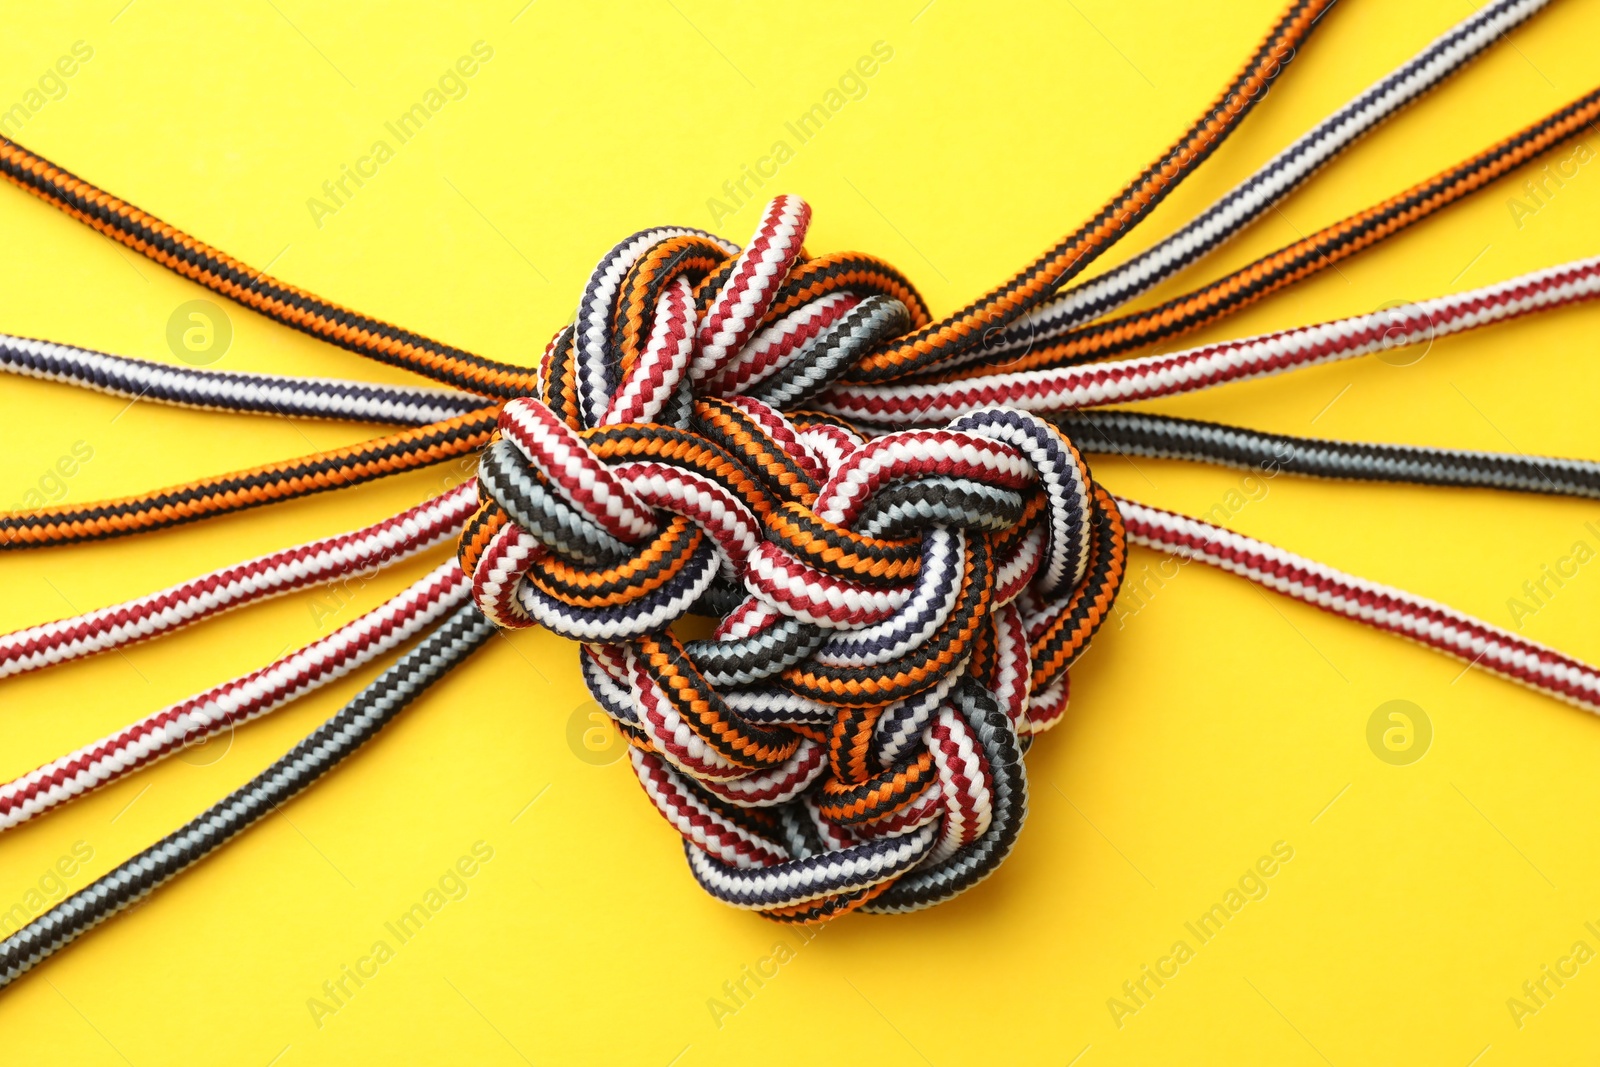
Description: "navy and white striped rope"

(0, 332), (486, 424)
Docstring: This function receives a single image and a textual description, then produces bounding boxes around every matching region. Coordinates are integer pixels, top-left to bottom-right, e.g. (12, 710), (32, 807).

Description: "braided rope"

(0, 560), (470, 831)
(446, 185), (1600, 919)
(821, 254), (1600, 424)
(0, 331), (483, 424)
(4, 4), (1582, 554)
(962, 82), (1600, 374)
(5, 58), (1592, 553)
(0, 602), (493, 990)
(0, 483), (475, 677)
(0, 407), (496, 547)
(0, 0), (1333, 398)
(439, 196), (1133, 918)
(1059, 410), (1600, 500)
(843, 0), (1337, 383)
(1009, 0), (1553, 342)
(0, 144), (539, 397)
(1, 0), (1597, 981)
(1121, 500), (1600, 713)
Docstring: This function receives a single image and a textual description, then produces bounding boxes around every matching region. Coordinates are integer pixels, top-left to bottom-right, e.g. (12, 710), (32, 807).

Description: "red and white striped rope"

(818, 255), (1600, 426)
(1118, 497), (1600, 714)
(0, 559), (470, 831)
(0, 482), (476, 679)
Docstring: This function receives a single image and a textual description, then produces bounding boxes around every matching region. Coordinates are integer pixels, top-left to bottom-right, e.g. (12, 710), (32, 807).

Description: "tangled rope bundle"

(461, 197), (1126, 916)
(2, 0), (1600, 985)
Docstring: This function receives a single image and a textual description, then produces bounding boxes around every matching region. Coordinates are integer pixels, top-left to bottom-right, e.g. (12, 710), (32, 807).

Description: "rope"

(0, 407), (497, 547)
(6, 6), (1587, 543)
(960, 83), (1600, 375)
(842, 0), (1338, 383)
(1058, 410), (1600, 500)
(0, 483), (475, 677)
(0, 331), (483, 424)
(0, 560), (470, 831)
(0, 602), (493, 990)
(1010, 0), (1554, 340)
(445, 184), (1597, 920)
(0, 143), (539, 397)
(7, 35), (1591, 554)
(820, 254), (1600, 424)
(0, 0), (1595, 974)
(1120, 500), (1600, 713)
(0, 1), (1334, 398)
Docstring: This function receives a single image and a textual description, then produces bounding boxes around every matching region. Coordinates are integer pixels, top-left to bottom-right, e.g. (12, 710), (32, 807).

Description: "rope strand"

(0, 331), (483, 424)
(1059, 409), (1600, 500)
(960, 83), (1600, 375)
(0, 560), (470, 832)
(0, 483), (475, 676)
(0, 408), (496, 548)
(0, 147), (536, 397)
(1014, 0), (1554, 339)
(820, 254), (1600, 424)
(0, 602), (494, 991)
(1120, 498), (1600, 712)
(841, 0), (1338, 383)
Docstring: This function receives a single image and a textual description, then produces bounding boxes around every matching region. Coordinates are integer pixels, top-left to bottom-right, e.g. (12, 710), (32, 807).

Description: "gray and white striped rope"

(1056, 409), (1600, 500)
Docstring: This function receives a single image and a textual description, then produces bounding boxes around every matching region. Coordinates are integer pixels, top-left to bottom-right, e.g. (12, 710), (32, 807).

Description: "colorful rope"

(0, 0), (1595, 988)
(0, 407), (496, 547)
(960, 82), (1600, 375)
(450, 189), (1598, 919)
(0, 559), (471, 831)
(11, 8), (1592, 551)
(842, 0), (1338, 384)
(0, 483), (475, 677)
(1005, 0), (1553, 343)
(821, 255), (1600, 424)
(1121, 501), (1600, 713)
(0, 603), (493, 988)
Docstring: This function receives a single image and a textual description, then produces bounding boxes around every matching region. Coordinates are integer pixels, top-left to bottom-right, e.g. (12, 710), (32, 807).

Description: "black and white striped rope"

(0, 332), (486, 424)
(994, 0), (1552, 354)
(1057, 409), (1600, 500)
(0, 602), (493, 991)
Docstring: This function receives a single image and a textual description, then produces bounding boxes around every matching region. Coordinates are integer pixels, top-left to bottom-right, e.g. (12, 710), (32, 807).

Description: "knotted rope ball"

(457, 196), (1127, 921)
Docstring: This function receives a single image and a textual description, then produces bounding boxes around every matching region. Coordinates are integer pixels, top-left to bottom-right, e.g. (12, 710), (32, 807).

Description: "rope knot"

(458, 197), (1127, 919)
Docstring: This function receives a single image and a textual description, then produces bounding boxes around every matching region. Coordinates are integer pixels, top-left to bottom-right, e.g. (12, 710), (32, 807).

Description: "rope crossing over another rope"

(0, 0), (1597, 986)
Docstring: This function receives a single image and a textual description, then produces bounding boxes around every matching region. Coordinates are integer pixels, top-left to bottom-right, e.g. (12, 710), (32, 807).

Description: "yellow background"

(2, 1), (1598, 1063)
